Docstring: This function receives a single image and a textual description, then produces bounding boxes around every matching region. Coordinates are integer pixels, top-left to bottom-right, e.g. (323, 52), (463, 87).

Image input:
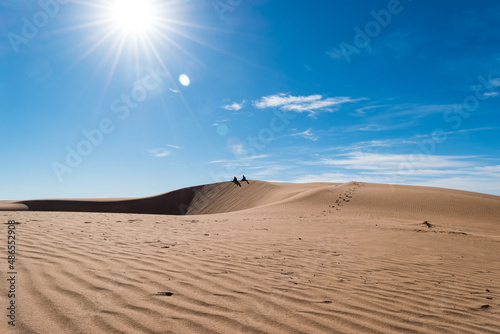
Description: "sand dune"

(0, 201), (28, 211)
(3, 181), (500, 221)
(1, 181), (499, 333)
(1, 181), (323, 215)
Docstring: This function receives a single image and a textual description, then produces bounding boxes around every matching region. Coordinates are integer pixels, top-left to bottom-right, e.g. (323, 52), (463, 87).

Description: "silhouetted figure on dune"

(241, 175), (249, 184)
(232, 176), (241, 187)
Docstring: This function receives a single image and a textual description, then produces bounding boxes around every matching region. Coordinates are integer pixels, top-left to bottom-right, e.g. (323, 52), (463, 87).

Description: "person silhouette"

(241, 175), (249, 184)
(232, 176), (241, 187)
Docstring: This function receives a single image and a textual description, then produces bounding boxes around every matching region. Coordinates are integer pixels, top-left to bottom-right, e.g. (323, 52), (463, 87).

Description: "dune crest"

(2, 181), (499, 223)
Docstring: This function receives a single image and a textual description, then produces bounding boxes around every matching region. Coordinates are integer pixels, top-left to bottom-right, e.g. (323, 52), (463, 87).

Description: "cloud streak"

(147, 144), (181, 158)
(254, 93), (362, 115)
(305, 152), (475, 171)
(291, 128), (318, 141)
(147, 148), (171, 158)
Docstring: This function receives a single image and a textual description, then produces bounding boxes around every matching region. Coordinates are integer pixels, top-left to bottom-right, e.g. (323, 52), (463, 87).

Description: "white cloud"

(291, 128), (318, 141)
(254, 93), (362, 115)
(305, 152), (475, 171)
(243, 154), (269, 161)
(471, 165), (500, 174)
(147, 148), (171, 158)
(222, 101), (245, 111)
(147, 144), (180, 158)
(483, 92), (499, 97)
(254, 94), (321, 109)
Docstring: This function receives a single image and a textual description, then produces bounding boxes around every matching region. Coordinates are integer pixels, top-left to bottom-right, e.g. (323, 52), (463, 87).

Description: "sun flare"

(109, 0), (158, 36)
(70, 0), (220, 88)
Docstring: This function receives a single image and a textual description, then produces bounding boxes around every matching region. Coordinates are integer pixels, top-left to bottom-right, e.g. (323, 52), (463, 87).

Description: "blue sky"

(1, 0), (500, 200)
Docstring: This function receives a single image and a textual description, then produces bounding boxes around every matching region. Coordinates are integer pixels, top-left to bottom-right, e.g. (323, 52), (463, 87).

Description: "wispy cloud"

(212, 119), (230, 126)
(382, 104), (456, 119)
(254, 94), (320, 109)
(248, 164), (289, 177)
(353, 122), (416, 132)
(222, 101), (245, 111)
(209, 154), (269, 164)
(291, 128), (318, 141)
(473, 165), (500, 174)
(337, 138), (416, 151)
(354, 104), (391, 115)
(490, 78), (500, 87)
(254, 93), (363, 116)
(305, 152), (475, 171)
(147, 148), (172, 158)
(339, 127), (499, 150)
(413, 127), (499, 139)
(147, 144), (181, 158)
(341, 103), (459, 132)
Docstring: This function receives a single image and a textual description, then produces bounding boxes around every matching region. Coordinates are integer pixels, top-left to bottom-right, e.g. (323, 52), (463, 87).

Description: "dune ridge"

(3, 181), (500, 223)
(2, 181), (317, 215)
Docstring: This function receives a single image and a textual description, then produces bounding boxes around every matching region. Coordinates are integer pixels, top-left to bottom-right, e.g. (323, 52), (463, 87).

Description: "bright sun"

(73, 0), (209, 86)
(109, 0), (158, 36)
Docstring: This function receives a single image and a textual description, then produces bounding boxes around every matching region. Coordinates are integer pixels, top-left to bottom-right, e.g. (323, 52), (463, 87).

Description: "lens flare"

(179, 74), (190, 86)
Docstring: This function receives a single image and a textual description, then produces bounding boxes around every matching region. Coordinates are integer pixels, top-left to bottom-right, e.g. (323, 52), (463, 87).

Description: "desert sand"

(1, 181), (499, 333)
